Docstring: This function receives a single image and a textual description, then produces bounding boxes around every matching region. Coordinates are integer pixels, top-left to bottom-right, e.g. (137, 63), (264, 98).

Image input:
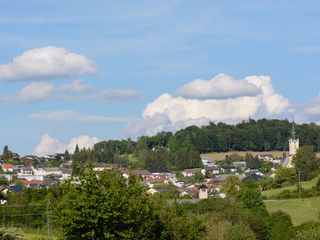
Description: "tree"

(293, 145), (319, 180)
(225, 222), (256, 240)
(55, 168), (160, 239)
(237, 188), (265, 211)
(223, 176), (241, 197)
(274, 167), (296, 187)
(2, 145), (11, 161)
(0, 176), (8, 186)
(267, 211), (294, 240)
(64, 150), (70, 161)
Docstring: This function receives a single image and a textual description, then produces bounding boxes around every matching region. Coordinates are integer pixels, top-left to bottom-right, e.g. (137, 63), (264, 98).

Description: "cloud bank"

(125, 74), (290, 137)
(33, 134), (101, 156)
(0, 46), (98, 81)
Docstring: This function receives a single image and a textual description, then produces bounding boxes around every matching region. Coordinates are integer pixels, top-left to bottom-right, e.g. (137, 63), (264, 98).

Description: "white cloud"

(27, 110), (130, 123)
(33, 134), (101, 156)
(177, 73), (261, 99)
(126, 74), (290, 137)
(59, 80), (91, 93)
(305, 97), (320, 116)
(33, 134), (64, 156)
(0, 46), (98, 81)
(0, 82), (54, 103)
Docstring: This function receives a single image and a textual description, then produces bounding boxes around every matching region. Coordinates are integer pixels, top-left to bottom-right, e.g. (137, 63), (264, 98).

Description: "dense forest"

(69, 119), (320, 171)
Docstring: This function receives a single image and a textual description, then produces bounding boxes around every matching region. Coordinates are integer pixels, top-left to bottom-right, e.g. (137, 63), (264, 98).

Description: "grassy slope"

(265, 197), (320, 225)
(201, 151), (286, 161)
(201, 151), (320, 162)
(262, 175), (320, 198)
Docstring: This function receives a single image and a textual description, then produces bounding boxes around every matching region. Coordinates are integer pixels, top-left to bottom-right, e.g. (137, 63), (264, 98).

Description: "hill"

(262, 174), (320, 198)
(265, 197), (320, 225)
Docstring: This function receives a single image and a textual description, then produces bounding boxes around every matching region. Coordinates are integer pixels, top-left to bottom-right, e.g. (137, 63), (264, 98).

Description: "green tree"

(237, 187), (265, 211)
(223, 175), (241, 197)
(225, 222), (256, 240)
(2, 145), (11, 161)
(64, 150), (71, 161)
(294, 145), (319, 180)
(267, 211), (294, 240)
(274, 167), (296, 187)
(0, 176), (8, 186)
(55, 168), (160, 239)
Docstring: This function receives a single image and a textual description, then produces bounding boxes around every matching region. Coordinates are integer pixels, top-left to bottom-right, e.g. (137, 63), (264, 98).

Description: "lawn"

(265, 197), (320, 225)
(201, 151), (286, 162)
(262, 175), (320, 198)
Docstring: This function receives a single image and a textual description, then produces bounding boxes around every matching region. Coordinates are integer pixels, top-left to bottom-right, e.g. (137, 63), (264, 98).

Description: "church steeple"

(291, 118), (296, 141)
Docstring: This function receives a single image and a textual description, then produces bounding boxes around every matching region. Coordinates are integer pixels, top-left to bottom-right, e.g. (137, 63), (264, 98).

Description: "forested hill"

(95, 119), (320, 155)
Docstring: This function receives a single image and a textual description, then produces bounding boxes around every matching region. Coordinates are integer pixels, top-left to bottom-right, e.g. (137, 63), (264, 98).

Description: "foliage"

(0, 177), (8, 186)
(55, 168), (160, 239)
(294, 145), (319, 181)
(223, 175), (241, 196)
(274, 167), (296, 187)
(225, 222), (256, 240)
(267, 210), (294, 240)
(294, 227), (320, 240)
(0, 228), (25, 240)
(237, 188), (265, 211)
(2, 146), (12, 161)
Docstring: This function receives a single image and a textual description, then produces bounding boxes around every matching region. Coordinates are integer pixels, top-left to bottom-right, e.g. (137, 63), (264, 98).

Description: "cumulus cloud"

(0, 82), (54, 103)
(27, 110), (130, 122)
(59, 80), (91, 93)
(33, 134), (101, 156)
(126, 74), (290, 137)
(177, 74), (261, 99)
(0, 46), (98, 82)
(33, 134), (64, 156)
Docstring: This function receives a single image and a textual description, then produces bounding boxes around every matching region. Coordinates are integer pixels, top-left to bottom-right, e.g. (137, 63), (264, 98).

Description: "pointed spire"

(291, 116), (296, 140)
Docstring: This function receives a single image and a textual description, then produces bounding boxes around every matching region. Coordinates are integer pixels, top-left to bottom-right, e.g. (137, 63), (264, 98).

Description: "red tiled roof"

(21, 180), (44, 185)
(3, 164), (13, 169)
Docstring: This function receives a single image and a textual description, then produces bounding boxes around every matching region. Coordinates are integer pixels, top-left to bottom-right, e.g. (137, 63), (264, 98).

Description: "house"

(2, 164), (13, 173)
(18, 166), (33, 176)
(121, 168), (151, 179)
(21, 180), (47, 188)
(198, 185), (208, 199)
(60, 168), (72, 180)
(44, 167), (62, 176)
(256, 154), (273, 161)
(146, 188), (159, 195)
(201, 156), (213, 166)
(182, 169), (197, 177)
(242, 172), (263, 182)
(220, 166), (237, 174)
(233, 161), (247, 171)
(184, 185), (199, 198)
(0, 185), (23, 195)
(203, 166), (219, 176)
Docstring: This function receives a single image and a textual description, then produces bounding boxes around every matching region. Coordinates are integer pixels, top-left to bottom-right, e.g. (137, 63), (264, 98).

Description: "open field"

(201, 151), (286, 161)
(262, 175), (320, 198)
(265, 197), (320, 225)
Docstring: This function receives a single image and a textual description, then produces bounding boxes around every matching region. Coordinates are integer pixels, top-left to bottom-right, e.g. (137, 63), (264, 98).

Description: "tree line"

(69, 119), (320, 172)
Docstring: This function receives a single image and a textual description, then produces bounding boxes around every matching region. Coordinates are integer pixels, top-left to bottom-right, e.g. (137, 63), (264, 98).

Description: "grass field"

(265, 197), (320, 225)
(262, 175), (320, 198)
(201, 151), (320, 162)
(201, 151), (286, 161)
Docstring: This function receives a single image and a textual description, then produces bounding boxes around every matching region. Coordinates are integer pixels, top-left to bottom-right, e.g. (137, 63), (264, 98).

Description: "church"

(283, 120), (299, 168)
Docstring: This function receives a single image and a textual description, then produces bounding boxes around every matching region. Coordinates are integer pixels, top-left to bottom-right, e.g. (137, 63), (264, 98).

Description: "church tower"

(288, 120), (299, 168)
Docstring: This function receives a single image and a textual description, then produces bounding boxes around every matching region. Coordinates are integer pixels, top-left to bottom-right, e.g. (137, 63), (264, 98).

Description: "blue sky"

(1, 0), (320, 155)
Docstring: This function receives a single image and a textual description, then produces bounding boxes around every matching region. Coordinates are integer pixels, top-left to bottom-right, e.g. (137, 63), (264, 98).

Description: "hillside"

(262, 175), (320, 198)
(265, 197), (320, 225)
